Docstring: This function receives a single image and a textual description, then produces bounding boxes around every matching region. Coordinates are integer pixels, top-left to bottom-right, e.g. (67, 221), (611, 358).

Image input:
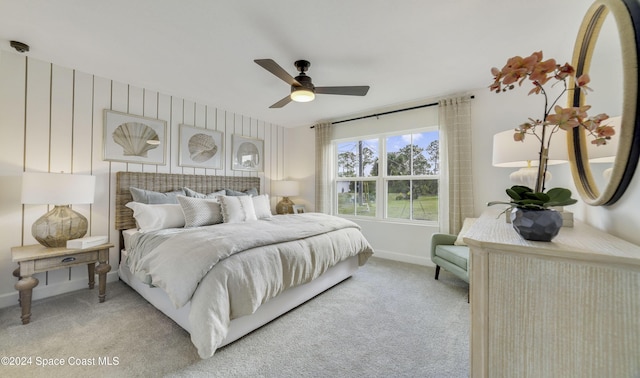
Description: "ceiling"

(0, 0), (592, 128)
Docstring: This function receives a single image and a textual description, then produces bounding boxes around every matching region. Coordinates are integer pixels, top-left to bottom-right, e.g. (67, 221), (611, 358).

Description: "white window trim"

(333, 126), (441, 225)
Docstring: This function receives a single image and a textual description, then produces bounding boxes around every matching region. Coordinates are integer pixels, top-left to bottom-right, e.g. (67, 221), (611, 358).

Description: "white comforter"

(126, 213), (373, 357)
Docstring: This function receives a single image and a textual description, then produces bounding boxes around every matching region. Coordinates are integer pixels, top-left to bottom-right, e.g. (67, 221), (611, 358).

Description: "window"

(336, 139), (378, 217)
(335, 129), (439, 222)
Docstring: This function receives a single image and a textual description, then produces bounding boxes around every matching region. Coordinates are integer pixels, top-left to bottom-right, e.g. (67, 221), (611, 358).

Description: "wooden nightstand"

(11, 243), (113, 325)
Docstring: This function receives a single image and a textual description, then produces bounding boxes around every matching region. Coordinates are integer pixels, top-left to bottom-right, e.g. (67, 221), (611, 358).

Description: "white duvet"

(126, 213), (373, 357)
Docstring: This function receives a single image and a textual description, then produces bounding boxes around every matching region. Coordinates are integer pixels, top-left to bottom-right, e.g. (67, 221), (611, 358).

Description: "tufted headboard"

(115, 171), (260, 230)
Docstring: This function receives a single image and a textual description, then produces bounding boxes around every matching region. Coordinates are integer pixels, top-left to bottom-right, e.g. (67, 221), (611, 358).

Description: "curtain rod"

(310, 95), (475, 128)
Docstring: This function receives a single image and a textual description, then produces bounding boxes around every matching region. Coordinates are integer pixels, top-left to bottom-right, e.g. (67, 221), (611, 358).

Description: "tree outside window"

(337, 139), (378, 217)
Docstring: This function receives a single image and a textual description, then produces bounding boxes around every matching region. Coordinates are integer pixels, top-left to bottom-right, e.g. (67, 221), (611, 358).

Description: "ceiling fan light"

(290, 89), (315, 102)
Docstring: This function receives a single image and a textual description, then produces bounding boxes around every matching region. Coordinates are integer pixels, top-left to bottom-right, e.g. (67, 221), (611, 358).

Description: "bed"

(115, 171), (373, 358)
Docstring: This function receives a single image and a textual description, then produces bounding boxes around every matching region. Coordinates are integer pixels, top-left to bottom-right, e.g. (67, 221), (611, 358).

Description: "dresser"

(464, 209), (640, 377)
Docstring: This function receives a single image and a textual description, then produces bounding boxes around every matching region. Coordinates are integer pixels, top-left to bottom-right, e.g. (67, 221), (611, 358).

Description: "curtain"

(439, 97), (474, 234)
(315, 122), (334, 214)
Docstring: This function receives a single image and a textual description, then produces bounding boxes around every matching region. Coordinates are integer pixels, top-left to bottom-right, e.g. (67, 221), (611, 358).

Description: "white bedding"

(122, 228), (138, 252)
(125, 213), (373, 358)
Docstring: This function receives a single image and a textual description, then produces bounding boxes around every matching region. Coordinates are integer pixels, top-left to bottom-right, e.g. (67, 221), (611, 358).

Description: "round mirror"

(568, 0), (640, 205)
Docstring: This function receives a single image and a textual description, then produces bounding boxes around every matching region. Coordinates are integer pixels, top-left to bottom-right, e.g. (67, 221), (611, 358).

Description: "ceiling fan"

(254, 59), (370, 108)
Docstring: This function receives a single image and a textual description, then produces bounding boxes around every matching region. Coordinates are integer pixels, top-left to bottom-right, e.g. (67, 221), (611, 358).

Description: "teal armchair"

(430, 233), (469, 284)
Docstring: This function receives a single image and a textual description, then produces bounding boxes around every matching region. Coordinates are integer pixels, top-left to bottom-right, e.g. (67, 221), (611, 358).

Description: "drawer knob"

(61, 257), (76, 263)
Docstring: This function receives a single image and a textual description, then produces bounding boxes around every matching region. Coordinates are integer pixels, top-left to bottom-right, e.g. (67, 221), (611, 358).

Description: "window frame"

(333, 126), (440, 225)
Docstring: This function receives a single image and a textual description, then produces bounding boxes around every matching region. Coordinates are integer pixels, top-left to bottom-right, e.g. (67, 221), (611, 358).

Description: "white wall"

(283, 126), (315, 211)
(0, 49), (286, 309)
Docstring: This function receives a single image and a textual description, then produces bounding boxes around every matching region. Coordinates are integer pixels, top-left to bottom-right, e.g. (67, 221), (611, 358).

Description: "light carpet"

(0, 257), (469, 377)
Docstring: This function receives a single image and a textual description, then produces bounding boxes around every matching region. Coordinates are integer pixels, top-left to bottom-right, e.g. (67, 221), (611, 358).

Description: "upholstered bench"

(430, 218), (476, 284)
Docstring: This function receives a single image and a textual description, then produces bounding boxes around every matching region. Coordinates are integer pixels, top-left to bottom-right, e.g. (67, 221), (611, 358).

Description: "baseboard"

(0, 271), (119, 309)
(372, 249), (435, 267)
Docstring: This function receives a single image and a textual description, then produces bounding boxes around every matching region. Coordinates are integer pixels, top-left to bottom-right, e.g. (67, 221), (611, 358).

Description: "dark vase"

(510, 208), (563, 242)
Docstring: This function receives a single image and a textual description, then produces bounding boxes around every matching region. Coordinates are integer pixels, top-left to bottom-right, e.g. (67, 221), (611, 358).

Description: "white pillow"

(219, 195), (257, 223)
(176, 195), (223, 227)
(252, 194), (272, 219)
(454, 217), (478, 246)
(125, 202), (185, 232)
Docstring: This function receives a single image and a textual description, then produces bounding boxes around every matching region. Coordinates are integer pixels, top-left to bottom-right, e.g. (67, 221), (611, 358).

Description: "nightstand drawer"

(34, 251), (99, 271)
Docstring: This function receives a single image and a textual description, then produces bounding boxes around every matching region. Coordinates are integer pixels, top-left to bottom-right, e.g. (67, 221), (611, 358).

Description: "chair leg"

(435, 265), (441, 280)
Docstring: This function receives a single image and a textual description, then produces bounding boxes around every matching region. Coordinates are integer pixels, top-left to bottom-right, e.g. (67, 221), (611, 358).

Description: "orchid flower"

(489, 51), (615, 193)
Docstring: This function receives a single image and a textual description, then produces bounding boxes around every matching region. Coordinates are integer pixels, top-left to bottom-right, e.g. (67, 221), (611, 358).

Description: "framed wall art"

(232, 135), (264, 172)
(178, 124), (223, 169)
(103, 110), (167, 165)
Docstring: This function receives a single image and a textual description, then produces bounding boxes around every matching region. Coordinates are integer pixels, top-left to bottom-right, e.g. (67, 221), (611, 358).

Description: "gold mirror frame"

(568, 0), (640, 206)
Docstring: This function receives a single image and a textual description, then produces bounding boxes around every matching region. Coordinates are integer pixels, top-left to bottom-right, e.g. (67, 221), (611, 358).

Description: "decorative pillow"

(454, 217), (478, 246)
(125, 202), (185, 232)
(219, 195), (257, 223)
(130, 187), (185, 204)
(176, 195), (224, 227)
(184, 187), (226, 199)
(252, 194), (272, 219)
(225, 187), (259, 197)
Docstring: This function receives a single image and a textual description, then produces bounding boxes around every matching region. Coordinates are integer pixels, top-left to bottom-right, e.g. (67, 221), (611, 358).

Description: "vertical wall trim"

(89, 75), (95, 231)
(48, 63), (53, 173)
(46, 63), (53, 285)
(107, 80), (113, 241)
(21, 57), (29, 246)
(125, 85), (130, 172)
(169, 96), (173, 174)
(155, 92), (160, 173)
(90, 75), (95, 175)
(71, 70), (76, 174)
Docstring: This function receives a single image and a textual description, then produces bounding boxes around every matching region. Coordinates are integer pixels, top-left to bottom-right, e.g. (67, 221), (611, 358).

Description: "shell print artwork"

(112, 122), (159, 157)
(188, 133), (218, 163)
(237, 142), (259, 168)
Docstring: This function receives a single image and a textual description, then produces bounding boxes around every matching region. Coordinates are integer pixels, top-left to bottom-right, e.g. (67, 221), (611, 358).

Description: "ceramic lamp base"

(276, 197), (295, 214)
(510, 167), (552, 189)
(32, 205), (88, 248)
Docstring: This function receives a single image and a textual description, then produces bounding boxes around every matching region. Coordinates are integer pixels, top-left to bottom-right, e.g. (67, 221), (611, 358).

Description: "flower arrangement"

(488, 51), (615, 210)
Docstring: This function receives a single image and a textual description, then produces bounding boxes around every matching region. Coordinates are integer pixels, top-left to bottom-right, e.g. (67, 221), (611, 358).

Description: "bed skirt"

(118, 254), (359, 348)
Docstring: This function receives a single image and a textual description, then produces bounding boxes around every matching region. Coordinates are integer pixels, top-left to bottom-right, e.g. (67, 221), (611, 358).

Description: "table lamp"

(22, 172), (96, 248)
(492, 129), (568, 189)
(272, 180), (299, 214)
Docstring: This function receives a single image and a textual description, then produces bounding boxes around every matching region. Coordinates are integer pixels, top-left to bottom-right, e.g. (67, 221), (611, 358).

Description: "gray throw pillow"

(225, 187), (259, 197)
(177, 195), (223, 227)
(130, 187), (186, 204)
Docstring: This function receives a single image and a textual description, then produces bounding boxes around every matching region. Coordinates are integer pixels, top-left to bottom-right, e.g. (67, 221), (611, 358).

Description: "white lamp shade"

(22, 172), (96, 205)
(588, 116), (620, 163)
(272, 180), (299, 197)
(492, 129), (568, 167)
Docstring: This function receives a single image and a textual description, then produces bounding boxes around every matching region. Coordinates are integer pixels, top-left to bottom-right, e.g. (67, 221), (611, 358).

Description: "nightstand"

(11, 243), (113, 325)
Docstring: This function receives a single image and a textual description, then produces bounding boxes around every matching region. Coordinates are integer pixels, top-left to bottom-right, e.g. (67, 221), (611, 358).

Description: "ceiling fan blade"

(254, 59), (301, 86)
(315, 86), (370, 96)
(269, 95), (293, 108)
